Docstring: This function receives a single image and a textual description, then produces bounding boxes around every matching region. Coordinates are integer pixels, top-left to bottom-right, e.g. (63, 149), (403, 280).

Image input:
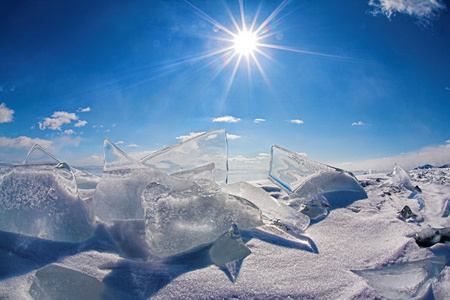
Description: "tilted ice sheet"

(140, 129), (228, 183)
(269, 145), (367, 201)
(352, 256), (446, 299)
(222, 181), (310, 231)
(209, 224), (251, 268)
(391, 163), (414, 190)
(142, 182), (263, 258)
(0, 147), (93, 242)
(93, 138), (193, 222)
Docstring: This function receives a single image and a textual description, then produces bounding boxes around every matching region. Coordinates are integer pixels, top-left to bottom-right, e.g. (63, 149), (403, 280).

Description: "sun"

(233, 30), (258, 56)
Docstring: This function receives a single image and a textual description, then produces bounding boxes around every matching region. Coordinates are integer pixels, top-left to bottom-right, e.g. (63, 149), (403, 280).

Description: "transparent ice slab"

(352, 256), (446, 299)
(23, 144), (60, 164)
(142, 182), (263, 258)
(269, 145), (367, 200)
(140, 129), (228, 184)
(209, 224), (251, 268)
(222, 181), (310, 231)
(94, 138), (194, 222)
(0, 146), (93, 242)
(29, 264), (106, 300)
(392, 163), (414, 190)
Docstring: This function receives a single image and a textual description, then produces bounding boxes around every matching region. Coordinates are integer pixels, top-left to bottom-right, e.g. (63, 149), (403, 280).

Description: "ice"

(142, 182), (263, 258)
(172, 163), (219, 190)
(140, 129), (228, 183)
(269, 145), (367, 201)
(442, 199), (450, 218)
(299, 197), (331, 221)
(0, 145), (93, 242)
(352, 256), (446, 299)
(23, 144), (60, 164)
(413, 227), (450, 247)
(391, 163), (414, 190)
(209, 224), (251, 268)
(399, 205), (416, 220)
(29, 264), (106, 300)
(93, 138), (193, 222)
(222, 181), (310, 231)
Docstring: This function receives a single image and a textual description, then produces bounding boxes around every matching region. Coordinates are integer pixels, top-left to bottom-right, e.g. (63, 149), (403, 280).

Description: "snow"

(1, 133), (450, 299)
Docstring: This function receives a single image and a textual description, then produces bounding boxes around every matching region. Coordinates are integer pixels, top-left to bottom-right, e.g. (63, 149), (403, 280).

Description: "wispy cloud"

(116, 141), (124, 145)
(446, 87), (450, 91)
(368, 0), (446, 23)
(39, 111), (78, 131)
(226, 133), (241, 140)
(0, 103), (14, 123)
(254, 118), (266, 123)
(127, 144), (139, 148)
(78, 107), (91, 112)
(74, 120), (87, 127)
(0, 136), (53, 149)
(289, 119), (304, 125)
(212, 116), (241, 123)
(334, 141), (450, 171)
(352, 121), (366, 126)
(176, 132), (205, 142)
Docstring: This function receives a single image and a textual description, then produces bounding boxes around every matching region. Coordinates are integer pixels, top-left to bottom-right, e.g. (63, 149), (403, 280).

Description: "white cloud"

(176, 132), (205, 142)
(368, 0), (446, 23)
(75, 120), (87, 127)
(254, 118), (266, 123)
(226, 134), (241, 140)
(0, 103), (14, 123)
(78, 107), (91, 112)
(64, 129), (75, 135)
(39, 111), (78, 131)
(116, 141), (124, 145)
(290, 119), (304, 125)
(212, 116), (241, 123)
(352, 121), (366, 126)
(127, 144), (139, 148)
(446, 139), (450, 144)
(0, 136), (53, 149)
(93, 125), (103, 128)
(334, 142), (450, 171)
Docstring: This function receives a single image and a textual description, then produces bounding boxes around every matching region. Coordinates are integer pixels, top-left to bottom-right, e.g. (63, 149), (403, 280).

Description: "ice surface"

(352, 256), (446, 299)
(172, 163), (219, 190)
(209, 224), (251, 268)
(391, 163), (414, 190)
(222, 181), (310, 231)
(269, 145), (367, 201)
(140, 129), (228, 183)
(29, 264), (106, 300)
(0, 146), (93, 242)
(93, 138), (193, 222)
(142, 182), (263, 258)
(299, 197), (331, 221)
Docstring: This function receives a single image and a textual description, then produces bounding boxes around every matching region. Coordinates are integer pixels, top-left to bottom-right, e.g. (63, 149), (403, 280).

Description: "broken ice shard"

(93, 138), (193, 222)
(399, 205), (416, 220)
(172, 163), (219, 190)
(442, 199), (450, 218)
(209, 224), (251, 268)
(140, 129), (228, 183)
(142, 182), (263, 258)
(23, 144), (60, 164)
(0, 145), (93, 242)
(269, 145), (367, 201)
(29, 264), (106, 300)
(222, 181), (310, 231)
(391, 163), (414, 190)
(352, 256), (446, 299)
(413, 227), (450, 247)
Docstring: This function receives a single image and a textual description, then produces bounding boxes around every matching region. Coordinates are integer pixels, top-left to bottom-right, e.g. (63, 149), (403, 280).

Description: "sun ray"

(255, 0), (291, 36)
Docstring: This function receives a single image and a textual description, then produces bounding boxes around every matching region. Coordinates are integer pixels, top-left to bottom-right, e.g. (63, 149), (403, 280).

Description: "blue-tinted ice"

(391, 163), (414, 190)
(93, 138), (193, 222)
(140, 130), (228, 184)
(352, 256), (446, 299)
(0, 145), (93, 242)
(209, 224), (251, 268)
(269, 145), (367, 201)
(142, 182), (263, 258)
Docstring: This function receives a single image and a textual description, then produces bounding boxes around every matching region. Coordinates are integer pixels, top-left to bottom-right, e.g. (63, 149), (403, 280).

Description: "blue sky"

(1, 0), (449, 171)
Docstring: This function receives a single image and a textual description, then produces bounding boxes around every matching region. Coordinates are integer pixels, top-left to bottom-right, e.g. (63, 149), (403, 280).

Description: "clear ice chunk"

(29, 264), (106, 300)
(222, 181), (310, 231)
(140, 129), (229, 183)
(93, 138), (193, 222)
(391, 163), (414, 190)
(442, 199), (450, 218)
(172, 163), (219, 190)
(0, 146), (93, 242)
(209, 224), (251, 267)
(269, 145), (367, 201)
(23, 144), (60, 164)
(352, 256), (446, 299)
(142, 183), (263, 258)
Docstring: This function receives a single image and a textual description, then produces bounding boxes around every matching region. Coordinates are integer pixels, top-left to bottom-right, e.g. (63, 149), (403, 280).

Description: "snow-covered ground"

(1, 166), (449, 299)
